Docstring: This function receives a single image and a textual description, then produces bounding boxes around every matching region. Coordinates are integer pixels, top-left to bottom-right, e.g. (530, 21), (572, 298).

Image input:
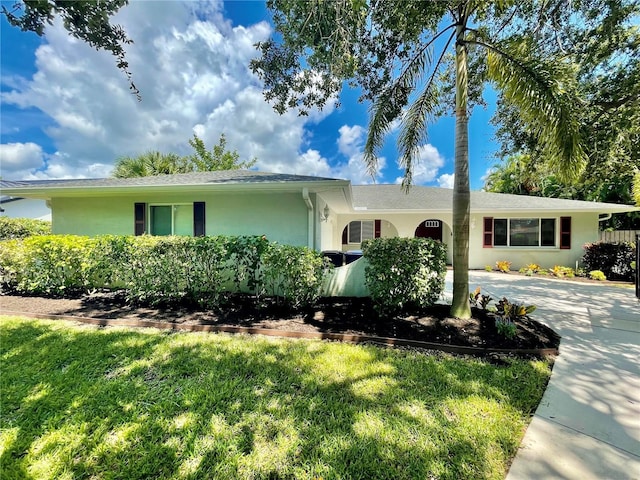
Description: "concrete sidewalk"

(444, 271), (640, 479)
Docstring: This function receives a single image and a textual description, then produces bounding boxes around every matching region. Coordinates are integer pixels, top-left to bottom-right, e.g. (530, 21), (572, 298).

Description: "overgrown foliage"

(582, 242), (636, 282)
(362, 237), (447, 315)
(0, 217), (51, 240)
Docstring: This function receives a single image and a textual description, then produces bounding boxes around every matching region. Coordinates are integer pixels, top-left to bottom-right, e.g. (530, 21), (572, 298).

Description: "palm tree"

(112, 151), (191, 178)
(252, 0), (588, 318)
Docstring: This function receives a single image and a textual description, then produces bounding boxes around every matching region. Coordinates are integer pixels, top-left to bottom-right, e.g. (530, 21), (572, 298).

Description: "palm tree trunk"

(450, 19), (471, 319)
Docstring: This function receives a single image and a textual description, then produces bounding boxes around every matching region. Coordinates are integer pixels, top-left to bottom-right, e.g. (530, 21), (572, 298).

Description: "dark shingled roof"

(0, 170), (346, 190)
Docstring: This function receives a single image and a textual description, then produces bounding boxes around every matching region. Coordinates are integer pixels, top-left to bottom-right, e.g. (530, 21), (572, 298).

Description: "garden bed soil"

(0, 292), (560, 354)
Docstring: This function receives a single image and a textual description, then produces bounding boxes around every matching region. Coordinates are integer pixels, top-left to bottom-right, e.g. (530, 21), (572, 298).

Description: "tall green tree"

(2, 0), (138, 99)
(187, 134), (257, 171)
(251, 0), (585, 318)
(489, 0), (639, 227)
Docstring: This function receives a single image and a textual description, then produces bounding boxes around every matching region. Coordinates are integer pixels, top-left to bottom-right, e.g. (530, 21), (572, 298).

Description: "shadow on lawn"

(0, 320), (550, 480)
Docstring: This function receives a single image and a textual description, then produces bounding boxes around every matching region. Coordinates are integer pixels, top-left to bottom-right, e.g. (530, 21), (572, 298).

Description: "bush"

(362, 237), (447, 315)
(260, 243), (330, 308)
(589, 270), (606, 281)
(582, 242), (635, 282)
(11, 235), (97, 295)
(0, 234), (270, 306)
(0, 217), (51, 240)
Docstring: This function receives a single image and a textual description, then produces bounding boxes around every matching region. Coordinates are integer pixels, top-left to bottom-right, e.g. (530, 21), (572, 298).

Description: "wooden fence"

(599, 230), (640, 243)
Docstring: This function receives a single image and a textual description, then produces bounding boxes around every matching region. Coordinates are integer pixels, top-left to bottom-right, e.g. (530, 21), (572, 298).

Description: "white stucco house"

(1, 170), (636, 269)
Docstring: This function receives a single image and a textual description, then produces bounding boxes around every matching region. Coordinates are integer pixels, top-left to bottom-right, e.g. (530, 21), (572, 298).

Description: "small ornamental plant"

(494, 297), (536, 339)
(484, 265), (493, 272)
(518, 263), (540, 276)
(589, 270), (606, 281)
(495, 260), (512, 273)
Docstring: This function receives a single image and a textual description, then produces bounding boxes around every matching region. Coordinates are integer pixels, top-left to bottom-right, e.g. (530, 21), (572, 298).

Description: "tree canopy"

(2, 0), (139, 99)
(252, 0), (590, 318)
(111, 134), (255, 178)
(487, 0), (639, 227)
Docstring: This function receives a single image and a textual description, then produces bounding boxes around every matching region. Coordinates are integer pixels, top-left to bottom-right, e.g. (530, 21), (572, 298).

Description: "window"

(483, 217), (562, 247)
(150, 205), (192, 235)
(345, 220), (375, 244)
(135, 202), (205, 236)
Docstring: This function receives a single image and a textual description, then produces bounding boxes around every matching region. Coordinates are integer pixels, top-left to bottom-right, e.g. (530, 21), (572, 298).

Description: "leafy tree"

(251, 0), (585, 318)
(2, 0), (139, 99)
(187, 134), (257, 171)
(489, 0), (639, 227)
(634, 170), (640, 207)
(112, 134), (255, 178)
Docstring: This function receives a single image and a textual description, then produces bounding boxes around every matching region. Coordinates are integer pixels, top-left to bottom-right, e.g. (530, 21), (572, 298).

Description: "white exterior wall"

(332, 213), (454, 262)
(0, 198), (51, 220)
(468, 212), (600, 269)
(321, 211), (600, 269)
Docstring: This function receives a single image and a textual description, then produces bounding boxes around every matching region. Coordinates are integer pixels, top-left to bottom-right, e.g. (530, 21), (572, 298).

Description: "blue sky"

(1, 0), (499, 189)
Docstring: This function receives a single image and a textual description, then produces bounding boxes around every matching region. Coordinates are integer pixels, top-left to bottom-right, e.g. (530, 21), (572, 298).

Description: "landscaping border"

(1, 309), (559, 357)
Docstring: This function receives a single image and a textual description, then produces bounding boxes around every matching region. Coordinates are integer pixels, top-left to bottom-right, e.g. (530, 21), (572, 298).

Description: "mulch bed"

(0, 291), (560, 357)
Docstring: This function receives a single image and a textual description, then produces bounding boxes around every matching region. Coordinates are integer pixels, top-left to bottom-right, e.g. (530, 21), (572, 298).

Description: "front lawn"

(1, 316), (552, 480)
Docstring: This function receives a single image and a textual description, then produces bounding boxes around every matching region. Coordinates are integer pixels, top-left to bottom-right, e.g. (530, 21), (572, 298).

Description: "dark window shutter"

(134, 203), (146, 236)
(483, 217), (493, 248)
(374, 219), (381, 238)
(193, 202), (206, 237)
(560, 216), (571, 249)
(341, 225), (348, 244)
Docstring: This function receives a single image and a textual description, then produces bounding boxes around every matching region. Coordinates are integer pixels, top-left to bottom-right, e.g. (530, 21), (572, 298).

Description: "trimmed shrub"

(362, 237), (447, 315)
(260, 243), (330, 308)
(582, 242), (635, 282)
(13, 235), (96, 295)
(0, 217), (51, 240)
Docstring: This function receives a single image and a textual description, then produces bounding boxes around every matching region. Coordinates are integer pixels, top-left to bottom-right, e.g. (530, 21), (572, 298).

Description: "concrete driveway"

(443, 271), (640, 479)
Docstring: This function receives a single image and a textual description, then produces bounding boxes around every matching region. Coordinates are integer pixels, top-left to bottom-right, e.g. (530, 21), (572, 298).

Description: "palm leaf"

(485, 40), (586, 180)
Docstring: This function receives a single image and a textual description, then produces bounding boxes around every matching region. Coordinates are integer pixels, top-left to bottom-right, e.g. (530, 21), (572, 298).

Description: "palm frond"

(483, 39), (586, 181)
(363, 37), (435, 180)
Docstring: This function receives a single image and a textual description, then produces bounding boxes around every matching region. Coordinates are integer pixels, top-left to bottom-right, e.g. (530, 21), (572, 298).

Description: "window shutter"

(560, 216), (571, 249)
(193, 202), (206, 237)
(374, 219), (381, 238)
(483, 217), (493, 248)
(134, 203), (147, 236)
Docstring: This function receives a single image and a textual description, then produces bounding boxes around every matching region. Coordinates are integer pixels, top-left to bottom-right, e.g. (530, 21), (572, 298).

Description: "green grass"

(0, 316), (552, 480)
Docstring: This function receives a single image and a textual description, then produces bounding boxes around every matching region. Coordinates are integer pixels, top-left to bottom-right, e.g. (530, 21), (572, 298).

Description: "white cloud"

(0, 142), (43, 171)
(437, 173), (454, 189)
(1, 0), (337, 180)
(333, 124), (385, 184)
(394, 144), (445, 185)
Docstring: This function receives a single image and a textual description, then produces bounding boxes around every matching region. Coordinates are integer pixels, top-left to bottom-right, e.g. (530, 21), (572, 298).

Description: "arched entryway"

(414, 219), (443, 241)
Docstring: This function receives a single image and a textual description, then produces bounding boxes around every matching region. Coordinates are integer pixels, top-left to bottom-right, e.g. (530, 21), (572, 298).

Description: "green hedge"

(260, 243), (330, 308)
(0, 217), (51, 240)
(0, 235), (330, 308)
(362, 237), (447, 314)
